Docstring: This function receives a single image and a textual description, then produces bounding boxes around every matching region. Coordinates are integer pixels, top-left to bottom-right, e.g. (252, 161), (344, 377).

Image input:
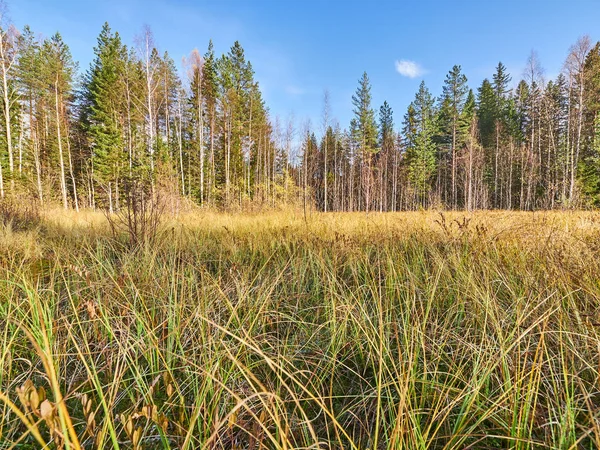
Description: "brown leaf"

(40, 399), (54, 420)
(132, 426), (142, 447)
(37, 387), (46, 403)
(29, 388), (40, 410)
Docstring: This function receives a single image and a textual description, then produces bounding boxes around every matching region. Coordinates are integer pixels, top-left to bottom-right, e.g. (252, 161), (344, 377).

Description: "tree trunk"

(66, 122), (78, 211)
(177, 98), (185, 196)
(55, 80), (68, 209)
(324, 134), (328, 212)
(0, 31), (13, 192)
(145, 37), (155, 172)
(571, 80), (584, 202)
(452, 119), (457, 209)
(198, 80), (204, 203)
(107, 181), (113, 214)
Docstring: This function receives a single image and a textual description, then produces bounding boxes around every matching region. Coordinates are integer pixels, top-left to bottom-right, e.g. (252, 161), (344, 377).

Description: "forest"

(1, 11), (600, 212)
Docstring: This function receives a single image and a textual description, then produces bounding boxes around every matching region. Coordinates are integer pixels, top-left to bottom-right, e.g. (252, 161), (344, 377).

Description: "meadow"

(1, 207), (600, 449)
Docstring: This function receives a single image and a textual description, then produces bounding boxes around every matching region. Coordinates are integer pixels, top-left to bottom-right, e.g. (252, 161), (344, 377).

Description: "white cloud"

(395, 59), (426, 78)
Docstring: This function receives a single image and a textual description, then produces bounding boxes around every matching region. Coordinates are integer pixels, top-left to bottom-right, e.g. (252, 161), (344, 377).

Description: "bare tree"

(463, 114), (482, 211)
(0, 2), (18, 196)
(284, 113), (295, 201)
(523, 50), (545, 209)
(564, 35), (591, 202)
(321, 90), (330, 212)
(136, 26), (159, 172)
(174, 86), (186, 196)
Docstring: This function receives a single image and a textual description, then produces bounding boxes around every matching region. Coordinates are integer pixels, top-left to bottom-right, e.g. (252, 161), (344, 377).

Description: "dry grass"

(1, 208), (600, 449)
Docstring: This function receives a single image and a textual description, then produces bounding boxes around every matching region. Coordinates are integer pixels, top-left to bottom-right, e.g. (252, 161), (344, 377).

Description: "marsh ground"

(1, 209), (600, 449)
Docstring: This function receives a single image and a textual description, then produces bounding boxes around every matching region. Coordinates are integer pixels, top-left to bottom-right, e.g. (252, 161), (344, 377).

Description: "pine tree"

(227, 41), (253, 203)
(17, 26), (43, 201)
(41, 32), (77, 209)
(351, 72), (377, 211)
(216, 41), (254, 204)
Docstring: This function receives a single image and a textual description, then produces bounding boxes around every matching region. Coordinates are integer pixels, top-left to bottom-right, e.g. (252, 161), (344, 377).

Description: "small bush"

(105, 175), (165, 247)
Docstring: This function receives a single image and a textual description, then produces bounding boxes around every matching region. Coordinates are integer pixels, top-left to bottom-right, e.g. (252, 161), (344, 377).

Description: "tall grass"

(1, 209), (600, 448)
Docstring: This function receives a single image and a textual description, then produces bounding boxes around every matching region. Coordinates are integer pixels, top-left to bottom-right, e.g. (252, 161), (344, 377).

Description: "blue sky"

(10, 0), (600, 135)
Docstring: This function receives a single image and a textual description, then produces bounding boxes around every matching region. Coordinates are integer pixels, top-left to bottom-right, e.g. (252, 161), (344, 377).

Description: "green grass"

(1, 209), (600, 449)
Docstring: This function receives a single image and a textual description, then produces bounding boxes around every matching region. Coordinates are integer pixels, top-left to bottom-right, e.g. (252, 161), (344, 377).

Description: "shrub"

(105, 175), (164, 247)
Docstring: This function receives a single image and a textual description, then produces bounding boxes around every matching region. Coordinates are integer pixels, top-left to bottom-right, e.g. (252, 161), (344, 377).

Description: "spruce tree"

(378, 101), (394, 211)
(477, 79), (496, 150)
(492, 62), (512, 105)
(440, 65), (468, 207)
(379, 101), (394, 149)
(404, 81), (436, 207)
(351, 72), (378, 155)
(580, 42), (600, 203)
(187, 49), (204, 202)
(83, 23), (127, 210)
(202, 41), (218, 203)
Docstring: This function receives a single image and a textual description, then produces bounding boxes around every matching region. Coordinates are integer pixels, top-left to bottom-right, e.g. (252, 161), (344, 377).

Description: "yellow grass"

(1, 207), (600, 448)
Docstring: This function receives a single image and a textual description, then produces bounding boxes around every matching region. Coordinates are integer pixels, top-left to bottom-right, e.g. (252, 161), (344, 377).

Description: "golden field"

(1, 208), (600, 449)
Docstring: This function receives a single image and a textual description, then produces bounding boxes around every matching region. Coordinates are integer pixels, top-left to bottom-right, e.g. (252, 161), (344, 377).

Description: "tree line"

(1, 8), (600, 211)
(304, 38), (600, 211)
(0, 15), (287, 212)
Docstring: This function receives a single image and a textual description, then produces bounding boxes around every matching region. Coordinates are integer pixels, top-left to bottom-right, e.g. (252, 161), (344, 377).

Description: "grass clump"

(0, 198), (41, 232)
(1, 210), (600, 448)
